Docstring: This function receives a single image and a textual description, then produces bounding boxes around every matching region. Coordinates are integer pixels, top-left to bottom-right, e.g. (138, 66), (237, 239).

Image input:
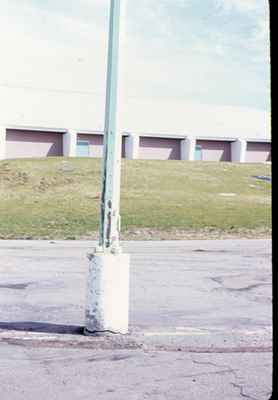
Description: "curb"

(0, 329), (272, 353)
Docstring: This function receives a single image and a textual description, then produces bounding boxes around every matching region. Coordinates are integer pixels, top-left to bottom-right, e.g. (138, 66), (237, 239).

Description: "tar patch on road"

(0, 283), (32, 290)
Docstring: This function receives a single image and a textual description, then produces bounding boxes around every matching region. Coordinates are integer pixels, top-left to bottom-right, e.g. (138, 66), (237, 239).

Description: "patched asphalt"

(0, 240), (272, 399)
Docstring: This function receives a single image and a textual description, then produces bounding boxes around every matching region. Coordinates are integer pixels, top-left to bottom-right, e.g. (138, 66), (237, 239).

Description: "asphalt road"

(0, 240), (272, 399)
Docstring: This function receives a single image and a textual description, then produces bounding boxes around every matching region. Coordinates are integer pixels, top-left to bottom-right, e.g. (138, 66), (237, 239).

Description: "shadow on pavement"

(0, 321), (84, 335)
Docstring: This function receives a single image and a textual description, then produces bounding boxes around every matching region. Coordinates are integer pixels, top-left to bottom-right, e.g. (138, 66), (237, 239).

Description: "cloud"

(215, 0), (267, 13)
(0, 0), (109, 94)
(125, 0), (270, 109)
(214, 0), (270, 50)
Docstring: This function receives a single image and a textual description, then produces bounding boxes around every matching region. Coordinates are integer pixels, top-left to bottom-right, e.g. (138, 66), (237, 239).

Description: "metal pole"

(84, 0), (129, 335)
(99, 0), (125, 252)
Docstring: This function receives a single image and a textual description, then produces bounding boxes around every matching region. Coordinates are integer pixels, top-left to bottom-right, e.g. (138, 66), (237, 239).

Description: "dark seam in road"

(0, 336), (272, 354)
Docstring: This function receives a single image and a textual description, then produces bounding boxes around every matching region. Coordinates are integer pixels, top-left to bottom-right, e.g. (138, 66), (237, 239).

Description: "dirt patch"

(79, 228), (271, 241)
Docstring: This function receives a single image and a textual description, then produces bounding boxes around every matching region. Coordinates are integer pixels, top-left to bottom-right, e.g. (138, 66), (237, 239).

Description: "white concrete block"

(85, 252), (130, 334)
(125, 134), (139, 159)
(181, 137), (196, 161)
(231, 139), (247, 163)
(63, 130), (77, 157)
(0, 126), (6, 160)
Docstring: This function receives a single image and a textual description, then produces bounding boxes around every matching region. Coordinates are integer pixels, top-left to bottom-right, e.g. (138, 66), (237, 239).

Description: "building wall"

(196, 140), (231, 162)
(77, 134), (103, 158)
(5, 130), (63, 158)
(245, 142), (271, 163)
(77, 134), (126, 158)
(2, 127), (271, 164)
(139, 137), (181, 160)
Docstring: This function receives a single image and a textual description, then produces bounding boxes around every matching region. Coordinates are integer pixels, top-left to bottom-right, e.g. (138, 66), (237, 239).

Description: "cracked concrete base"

(84, 253), (130, 334)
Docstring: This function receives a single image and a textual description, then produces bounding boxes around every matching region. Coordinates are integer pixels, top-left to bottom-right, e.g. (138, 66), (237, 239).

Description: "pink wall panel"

(139, 137), (181, 160)
(6, 130), (63, 158)
(77, 134), (126, 158)
(246, 142), (271, 163)
(77, 134), (103, 158)
(196, 140), (231, 162)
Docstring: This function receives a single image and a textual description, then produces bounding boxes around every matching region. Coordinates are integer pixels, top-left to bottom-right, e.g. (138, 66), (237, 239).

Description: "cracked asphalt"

(0, 240), (272, 399)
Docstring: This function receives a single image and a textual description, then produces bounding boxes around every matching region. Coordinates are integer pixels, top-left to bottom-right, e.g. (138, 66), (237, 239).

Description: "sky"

(0, 0), (271, 132)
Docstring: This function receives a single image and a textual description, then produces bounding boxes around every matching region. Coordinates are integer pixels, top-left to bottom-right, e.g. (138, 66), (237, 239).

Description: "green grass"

(0, 157), (271, 239)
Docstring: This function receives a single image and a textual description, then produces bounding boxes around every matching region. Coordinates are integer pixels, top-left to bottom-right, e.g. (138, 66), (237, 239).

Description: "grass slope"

(0, 158), (271, 239)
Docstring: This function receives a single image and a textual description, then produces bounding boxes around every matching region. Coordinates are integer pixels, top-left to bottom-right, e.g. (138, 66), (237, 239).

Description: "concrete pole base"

(84, 252), (130, 335)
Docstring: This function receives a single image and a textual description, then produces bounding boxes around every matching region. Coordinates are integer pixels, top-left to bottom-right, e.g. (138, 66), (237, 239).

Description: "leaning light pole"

(84, 0), (129, 335)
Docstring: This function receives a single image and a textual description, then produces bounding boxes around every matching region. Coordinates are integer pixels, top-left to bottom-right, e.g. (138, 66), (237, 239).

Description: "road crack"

(191, 359), (265, 400)
(230, 382), (259, 400)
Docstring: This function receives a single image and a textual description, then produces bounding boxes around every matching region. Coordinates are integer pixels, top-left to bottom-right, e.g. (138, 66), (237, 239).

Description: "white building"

(0, 91), (271, 162)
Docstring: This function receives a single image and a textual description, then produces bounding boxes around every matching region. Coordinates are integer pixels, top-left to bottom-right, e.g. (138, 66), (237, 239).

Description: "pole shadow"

(0, 321), (84, 335)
